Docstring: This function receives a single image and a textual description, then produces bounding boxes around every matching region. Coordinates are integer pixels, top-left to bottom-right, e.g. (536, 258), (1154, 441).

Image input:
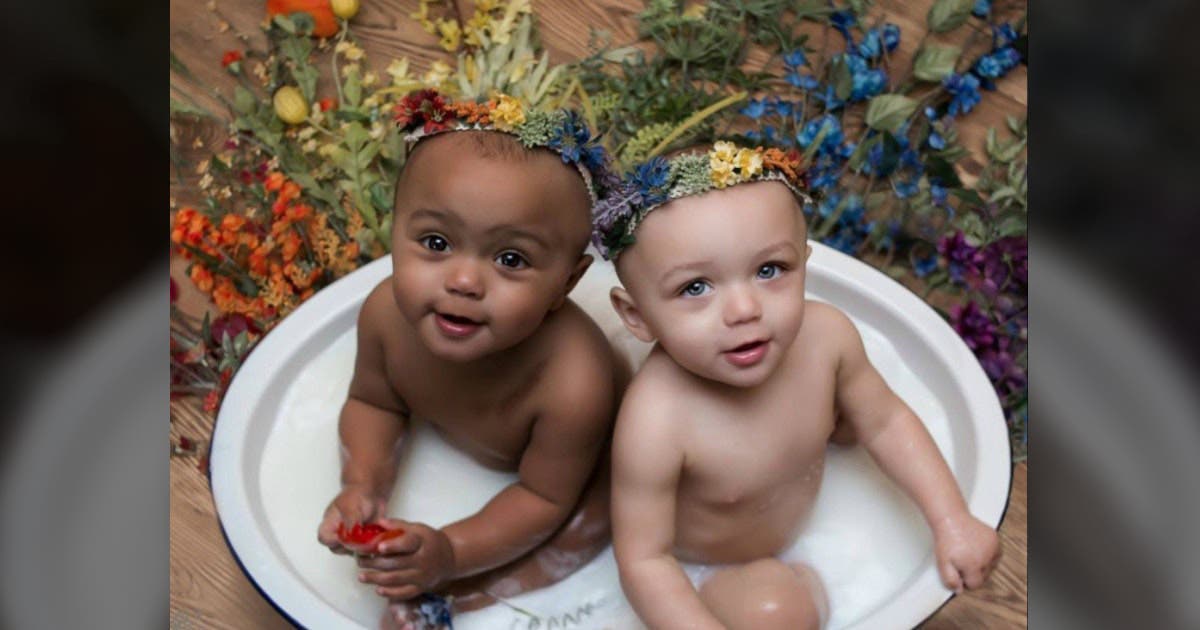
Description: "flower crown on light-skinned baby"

(590, 141), (813, 261)
(393, 88), (616, 207)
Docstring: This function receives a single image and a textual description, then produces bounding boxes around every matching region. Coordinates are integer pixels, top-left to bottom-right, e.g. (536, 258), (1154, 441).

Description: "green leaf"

(996, 214), (1026, 238)
(369, 182), (393, 213)
(927, 0), (974, 32)
(272, 15), (297, 34)
(846, 134), (877, 171)
(913, 45), (961, 82)
(343, 69), (362, 107)
(831, 56), (853, 101)
(333, 109), (371, 123)
(925, 155), (962, 188)
(865, 94), (919, 133)
(233, 86), (258, 116)
(951, 188), (985, 209)
(170, 98), (211, 118)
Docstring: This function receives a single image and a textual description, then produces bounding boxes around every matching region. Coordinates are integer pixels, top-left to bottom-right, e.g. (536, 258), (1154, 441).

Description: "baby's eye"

(420, 235), (449, 252)
(757, 263), (783, 280)
(495, 251), (528, 269)
(680, 280), (711, 297)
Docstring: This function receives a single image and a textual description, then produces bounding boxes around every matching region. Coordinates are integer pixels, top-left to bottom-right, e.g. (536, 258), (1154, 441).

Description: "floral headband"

(591, 141), (811, 260)
(393, 89), (612, 205)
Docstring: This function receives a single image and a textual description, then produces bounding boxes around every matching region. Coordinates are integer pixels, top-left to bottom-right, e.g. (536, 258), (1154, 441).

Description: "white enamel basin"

(211, 242), (1010, 629)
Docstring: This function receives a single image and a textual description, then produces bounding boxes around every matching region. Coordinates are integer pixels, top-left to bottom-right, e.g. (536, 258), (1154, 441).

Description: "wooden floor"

(170, 1), (1027, 627)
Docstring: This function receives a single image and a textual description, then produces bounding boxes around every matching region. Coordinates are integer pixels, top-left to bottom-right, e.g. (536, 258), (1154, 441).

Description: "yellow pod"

(273, 86), (310, 125)
(331, 0), (360, 20)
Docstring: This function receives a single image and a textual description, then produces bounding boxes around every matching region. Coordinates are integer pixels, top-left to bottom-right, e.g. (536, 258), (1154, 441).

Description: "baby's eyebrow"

(755, 241), (800, 258)
(408, 208), (462, 226)
(485, 225), (550, 250)
(659, 260), (711, 285)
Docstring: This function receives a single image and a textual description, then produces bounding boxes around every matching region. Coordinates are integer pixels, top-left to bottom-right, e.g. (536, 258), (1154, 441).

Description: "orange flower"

(761, 147), (804, 182)
(318, 97), (336, 112)
(281, 232), (303, 262)
(285, 203), (313, 222)
(189, 264), (215, 292)
(248, 244), (272, 276)
(264, 172), (286, 192)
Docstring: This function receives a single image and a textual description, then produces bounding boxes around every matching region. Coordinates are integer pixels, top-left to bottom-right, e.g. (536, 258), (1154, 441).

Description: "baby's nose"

(444, 259), (485, 298)
(722, 285), (762, 326)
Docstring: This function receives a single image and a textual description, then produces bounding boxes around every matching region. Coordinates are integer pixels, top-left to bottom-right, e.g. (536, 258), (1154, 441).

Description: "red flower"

(221, 50), (243, 68)
(318, 97), (336, 112)
(170, 277), (179, 304)
(393, 89), (452, 132)
(203, 390), (221, 412)
(210, 313), (259, 345)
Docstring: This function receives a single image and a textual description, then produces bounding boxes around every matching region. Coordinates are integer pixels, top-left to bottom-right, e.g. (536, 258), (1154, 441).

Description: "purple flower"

(938, 231), (982, 283)
(967, 236), (1028, 296)
(950, 300), (997, 351)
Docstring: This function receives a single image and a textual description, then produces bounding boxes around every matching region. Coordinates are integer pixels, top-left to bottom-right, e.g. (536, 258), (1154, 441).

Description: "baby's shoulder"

(799, 300), (859, 344)
(355, 278), (411, 350)
(535, 301), (621, 408)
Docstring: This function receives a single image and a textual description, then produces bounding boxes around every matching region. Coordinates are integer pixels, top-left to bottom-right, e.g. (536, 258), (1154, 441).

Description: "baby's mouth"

(723, 338), (770, 367)
(434, 311), (484, 338)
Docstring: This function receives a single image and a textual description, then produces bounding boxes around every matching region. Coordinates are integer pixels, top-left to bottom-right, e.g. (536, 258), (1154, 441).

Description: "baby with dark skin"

(316, 130), (629, 626)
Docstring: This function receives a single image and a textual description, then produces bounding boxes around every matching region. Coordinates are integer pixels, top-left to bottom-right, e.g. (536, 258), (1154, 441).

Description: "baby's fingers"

(938, 558), (963, 594)
(360, 568), (420, 587)
(376, 584), (422, 601)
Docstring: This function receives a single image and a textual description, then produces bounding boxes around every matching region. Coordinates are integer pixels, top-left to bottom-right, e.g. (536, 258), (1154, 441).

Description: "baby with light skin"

(316, 92), (629, 628)
(599, 143), (1000, 629)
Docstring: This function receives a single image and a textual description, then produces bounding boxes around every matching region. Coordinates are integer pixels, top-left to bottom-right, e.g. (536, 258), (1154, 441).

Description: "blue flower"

(928, 131), (946, 150)
(857, 30), (882, 60)
(850, 68), (888, 101)
(974, 47), (1022, 80)
(548, 110), (591, 163)
(972, 0), (990, 17)
(931, 182), (948, 206)
(994, 24), (1019, 48)
(784, 48), (808, 68)
(892, 176), (921, 198)
(912, 249), (939, 277)
(797, 114), (844, 155)
(740, 98), (768, 119)
(762, 125), (782, 145)
(882, 24), (901, 52)
(807, 157), (841, 191)
(633, 156), (671, 206)
(786, 72), (820, 90)
(830, 10), (856, 39)
(813, 84), (845, 110)
(943, 73), (981, 116)
(771, 97), (794, 118)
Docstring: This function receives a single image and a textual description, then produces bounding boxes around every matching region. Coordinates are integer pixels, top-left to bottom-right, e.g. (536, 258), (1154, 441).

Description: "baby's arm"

(827, 306), (1000, 591)
(365, 350), (617, 597)
(612, 383), (724, 630)
(317, 285), (410, 554)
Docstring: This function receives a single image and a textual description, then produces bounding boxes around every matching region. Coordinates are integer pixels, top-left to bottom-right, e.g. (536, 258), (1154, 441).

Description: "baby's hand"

(317, 484), (388, 555)
(933, 511), (1001, 593)
(357, 519), (455, 601)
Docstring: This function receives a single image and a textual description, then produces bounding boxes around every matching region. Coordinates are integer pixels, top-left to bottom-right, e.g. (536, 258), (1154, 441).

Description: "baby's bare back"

(648, 305), (846, 564)
(363, 280), (621, 471)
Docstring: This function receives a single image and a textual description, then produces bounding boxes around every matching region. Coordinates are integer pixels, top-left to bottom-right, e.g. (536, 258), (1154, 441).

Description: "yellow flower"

(682, 3), (707, 19)
(711, 140), (737, 163)
(710, 160), (734, 189)
(386, 58), (411, 83)
(363, 93), (382, 109)
(362, 71), (378, 87)
(335, 41), (364, 61)
(302, 139), (319, 153)
(297, 126), (317, 140)
(490, 94), (526, 131)
(734, 148), (763, 178)
(369, 122), (386, 140)
(341, 63), (360, 79)
(436, 18), (462, 52)
(423, 60), (453, 86)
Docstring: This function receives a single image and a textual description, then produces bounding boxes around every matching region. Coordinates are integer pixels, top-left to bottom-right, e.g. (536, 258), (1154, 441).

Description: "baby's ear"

(610, 287), (656, 343)
(551, 253), (594, 311)
(805, 242), (813, 261)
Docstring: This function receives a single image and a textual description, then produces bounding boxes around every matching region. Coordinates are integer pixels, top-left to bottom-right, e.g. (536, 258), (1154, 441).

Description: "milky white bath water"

(259, 261), (949, 629)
